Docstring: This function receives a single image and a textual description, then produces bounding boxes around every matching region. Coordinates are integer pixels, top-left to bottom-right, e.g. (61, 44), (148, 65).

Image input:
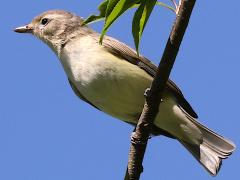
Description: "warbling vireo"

(14, 10), (235, 175)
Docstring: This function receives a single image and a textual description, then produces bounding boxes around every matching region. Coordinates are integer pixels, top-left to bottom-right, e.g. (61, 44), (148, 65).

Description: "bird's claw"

(144, 88), (150, 97)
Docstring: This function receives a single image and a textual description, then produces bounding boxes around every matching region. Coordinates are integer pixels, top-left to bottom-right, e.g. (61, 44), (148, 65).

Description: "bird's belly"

(78, 67), (196, 141)
(76, 58), (153, 123)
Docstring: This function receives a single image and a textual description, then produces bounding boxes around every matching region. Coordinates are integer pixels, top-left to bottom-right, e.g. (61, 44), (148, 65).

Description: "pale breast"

(60, 36), (153, 123)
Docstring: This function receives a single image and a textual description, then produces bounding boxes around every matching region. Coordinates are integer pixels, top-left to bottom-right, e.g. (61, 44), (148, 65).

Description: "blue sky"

(1, 0), (239, 179)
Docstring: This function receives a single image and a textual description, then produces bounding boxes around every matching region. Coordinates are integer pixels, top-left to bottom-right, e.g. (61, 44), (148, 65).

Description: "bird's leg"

(144, 88), (150, 97)
(144, 88), (163, 102)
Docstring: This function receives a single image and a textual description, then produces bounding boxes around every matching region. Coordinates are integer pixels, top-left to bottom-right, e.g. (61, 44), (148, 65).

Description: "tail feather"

(199, 142), (222, 175)
(181, 140), (223, 176)
(180, 116), (235, 176)
(187, 115), (235, 154)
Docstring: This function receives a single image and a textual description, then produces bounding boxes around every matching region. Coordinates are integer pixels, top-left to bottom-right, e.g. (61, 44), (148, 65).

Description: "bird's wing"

(96, 35), (198, 118)
(68, 79), (101, 111)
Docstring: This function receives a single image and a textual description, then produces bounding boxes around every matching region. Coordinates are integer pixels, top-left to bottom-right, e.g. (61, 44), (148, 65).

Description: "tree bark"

(125, 0), (196, 179)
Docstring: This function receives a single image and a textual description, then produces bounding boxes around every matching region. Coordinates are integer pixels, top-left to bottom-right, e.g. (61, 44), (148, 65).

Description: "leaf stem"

(156, 2), (176, 13)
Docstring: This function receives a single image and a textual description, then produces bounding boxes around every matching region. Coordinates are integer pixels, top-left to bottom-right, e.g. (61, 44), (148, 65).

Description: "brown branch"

(125, 0), (196, 179)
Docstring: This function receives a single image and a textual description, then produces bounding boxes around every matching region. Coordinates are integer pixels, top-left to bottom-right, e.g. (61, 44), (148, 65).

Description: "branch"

(125, 0), (196, 179)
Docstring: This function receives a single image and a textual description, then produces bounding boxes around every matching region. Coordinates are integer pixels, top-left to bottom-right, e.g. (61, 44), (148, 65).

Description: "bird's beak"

(14, 24), (34, 33)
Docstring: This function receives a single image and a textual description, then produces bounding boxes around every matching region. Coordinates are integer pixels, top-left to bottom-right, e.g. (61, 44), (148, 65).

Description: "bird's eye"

(41, 18), (49, 25)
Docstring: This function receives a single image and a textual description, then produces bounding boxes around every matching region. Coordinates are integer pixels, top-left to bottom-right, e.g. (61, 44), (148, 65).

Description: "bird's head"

(14, 10), (89, 54)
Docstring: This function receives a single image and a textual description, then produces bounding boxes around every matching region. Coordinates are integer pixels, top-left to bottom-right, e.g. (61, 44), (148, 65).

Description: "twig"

(124, 0), (196, 179)
(171, 0), (178, 9)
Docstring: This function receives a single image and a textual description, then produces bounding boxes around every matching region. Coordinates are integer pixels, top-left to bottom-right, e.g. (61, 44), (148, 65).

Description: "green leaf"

(98, 0), (109, 16)
(82, 0), (109, 25)
(132, 0), (157, 54)
(100, 0), (140, 43)
(82, 15), (104, 25)
(105, 0), (120, 18)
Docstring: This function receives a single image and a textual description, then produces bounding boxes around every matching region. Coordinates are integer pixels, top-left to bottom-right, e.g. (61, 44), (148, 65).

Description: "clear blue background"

(0, 0), (239, 179)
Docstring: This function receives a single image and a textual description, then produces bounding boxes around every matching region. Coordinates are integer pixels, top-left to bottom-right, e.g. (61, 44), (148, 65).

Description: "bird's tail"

(180, 116), (235, 176)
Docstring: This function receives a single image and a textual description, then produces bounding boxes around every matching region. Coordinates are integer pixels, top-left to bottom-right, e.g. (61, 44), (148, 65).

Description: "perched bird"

(15, 10), (235, 175)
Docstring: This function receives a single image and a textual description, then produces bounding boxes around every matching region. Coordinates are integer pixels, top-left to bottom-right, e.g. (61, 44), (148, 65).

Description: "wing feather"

(94, 35), (198, 118)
